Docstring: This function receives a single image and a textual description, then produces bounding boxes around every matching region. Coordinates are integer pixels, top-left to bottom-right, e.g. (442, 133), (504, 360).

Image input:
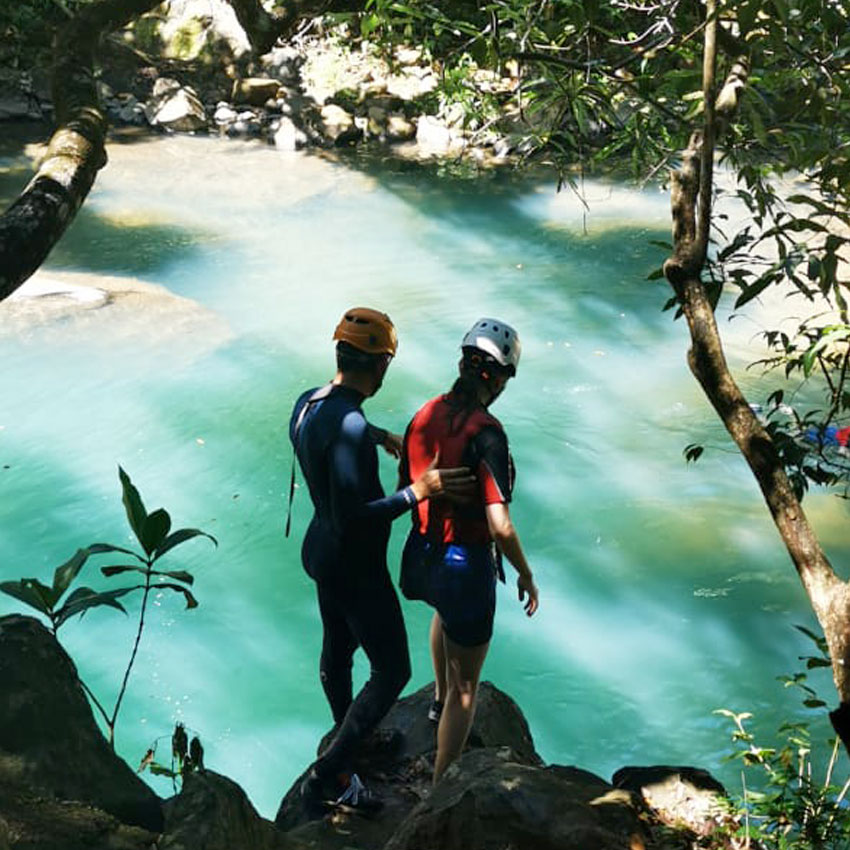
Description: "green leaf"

(737, 0), (759, 34)
(148, 763), (177, 778)
(119, 466), (148, 548)
(803, 698), (826, 708)
(154, 570), (194, 585)
(53, 586), (138, 628)
(0, 579), (52, 615)
(735, 273), (775, 308)
(141, 508), (171, 557)
(23, 579), (55, 611)
(88, 542), (146, 562)
(802, 341), (825, 377)
(646, 267), (665, 281)
(51, 548), (89, 601)
(155, 528), (218, 559)
(101, 564), (147, 578)
(152, 583), (199, 609)
(805, 657), (831, 669)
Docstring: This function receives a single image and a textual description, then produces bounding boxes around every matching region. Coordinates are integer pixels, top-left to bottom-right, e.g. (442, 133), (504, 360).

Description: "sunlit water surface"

(1, 132), (847, 817)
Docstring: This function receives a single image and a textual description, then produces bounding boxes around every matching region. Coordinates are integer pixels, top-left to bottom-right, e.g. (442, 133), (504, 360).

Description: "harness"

(285, 384), (334, 537)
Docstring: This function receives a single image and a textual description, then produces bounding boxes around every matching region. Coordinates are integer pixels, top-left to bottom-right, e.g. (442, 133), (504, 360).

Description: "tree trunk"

(0, 0), (367, 302)
(664, 0), (850, 749)
(0, 0), (162, 301)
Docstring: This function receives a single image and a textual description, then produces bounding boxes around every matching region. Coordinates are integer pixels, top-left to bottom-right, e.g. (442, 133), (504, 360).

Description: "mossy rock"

(165, 17), (207, 62)
(127, 13), (165, 55)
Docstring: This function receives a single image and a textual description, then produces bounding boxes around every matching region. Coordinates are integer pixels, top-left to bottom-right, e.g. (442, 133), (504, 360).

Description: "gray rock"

(0, 615), (163, 832)
(213, 103), (237, 125)
(386, 749), (644, 850)
(154, 0), (250, 59)
(145, 78), (207, 132)
(231, 78), (281, 107)
(0, 97), (40, 120)
(162, 770), (279, 850)
(492, 136), (513, 159)
(386, 113), (416, 142)
(273, 117), (307, 150)
(613, 765), (728, 836)
(416, 114), (465, 154)
(319, 103), (359, 145)
(275, 681), (542, 846)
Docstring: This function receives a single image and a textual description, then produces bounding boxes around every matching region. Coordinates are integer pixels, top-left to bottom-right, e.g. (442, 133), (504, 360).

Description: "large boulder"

(130, 0), (250, 60)
(276, 682), (543, 849)
(0, 615), (164, 832)
(386, 749), (644, 850)
(162, 770), (281, 850)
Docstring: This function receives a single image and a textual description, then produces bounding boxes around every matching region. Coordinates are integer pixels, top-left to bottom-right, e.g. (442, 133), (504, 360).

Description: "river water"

(1, 132), (847, 816)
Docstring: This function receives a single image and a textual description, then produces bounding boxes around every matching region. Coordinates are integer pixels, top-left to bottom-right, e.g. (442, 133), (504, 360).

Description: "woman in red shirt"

(400, 318), (539, 782)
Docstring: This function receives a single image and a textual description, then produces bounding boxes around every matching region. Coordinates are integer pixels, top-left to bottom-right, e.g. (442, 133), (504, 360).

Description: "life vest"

(405, 394), (511, 546)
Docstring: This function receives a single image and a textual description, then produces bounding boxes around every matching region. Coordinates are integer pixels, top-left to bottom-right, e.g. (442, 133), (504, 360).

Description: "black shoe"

(428, 699), (444, 723)
(333, 773), (383, 816)
(300, 768), (336, 819)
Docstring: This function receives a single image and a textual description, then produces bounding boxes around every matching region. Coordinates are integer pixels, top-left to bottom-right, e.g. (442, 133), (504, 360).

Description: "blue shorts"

(401, 533), (497, 647)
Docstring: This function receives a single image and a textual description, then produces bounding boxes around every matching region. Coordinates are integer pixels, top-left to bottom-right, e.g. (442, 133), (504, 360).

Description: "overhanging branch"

(0, 0), (163, 301)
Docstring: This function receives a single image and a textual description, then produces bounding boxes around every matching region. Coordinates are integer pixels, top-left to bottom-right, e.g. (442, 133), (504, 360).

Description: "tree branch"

(0, 0), (163, 301)
(226, 0), (363, 55)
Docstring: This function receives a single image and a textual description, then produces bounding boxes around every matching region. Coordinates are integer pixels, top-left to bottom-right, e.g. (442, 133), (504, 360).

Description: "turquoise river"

(1, 132), (848, 817)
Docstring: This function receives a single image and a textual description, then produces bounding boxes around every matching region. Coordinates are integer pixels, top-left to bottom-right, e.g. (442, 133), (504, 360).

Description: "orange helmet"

(333, 307), (398, 356)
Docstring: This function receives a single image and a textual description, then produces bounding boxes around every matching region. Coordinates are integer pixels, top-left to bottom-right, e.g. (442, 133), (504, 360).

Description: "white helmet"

(461, 318), (521, 376)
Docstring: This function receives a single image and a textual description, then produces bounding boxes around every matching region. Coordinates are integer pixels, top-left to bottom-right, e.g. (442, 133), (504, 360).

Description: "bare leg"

(429, 611), (447, 704)
(433, 634), (489, 783)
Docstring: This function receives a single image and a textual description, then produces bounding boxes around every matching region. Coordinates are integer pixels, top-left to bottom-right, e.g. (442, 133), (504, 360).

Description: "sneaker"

(427, 699), (444, 723)
(334, 772), (383, 815)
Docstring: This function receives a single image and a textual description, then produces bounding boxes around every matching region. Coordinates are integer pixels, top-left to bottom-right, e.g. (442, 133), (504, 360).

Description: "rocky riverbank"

(0, 0), (531, 168)
(0, 613), (733, 849)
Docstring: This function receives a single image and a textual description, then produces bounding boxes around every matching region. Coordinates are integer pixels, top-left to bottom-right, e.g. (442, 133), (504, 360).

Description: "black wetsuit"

(290, 383), (413, 780)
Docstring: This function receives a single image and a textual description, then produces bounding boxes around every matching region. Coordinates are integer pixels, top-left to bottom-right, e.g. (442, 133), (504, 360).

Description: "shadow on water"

(0, 129), (207, 278)
(312, 146), (674, 339)
(46, 209), (206, 276)
(0, 121), (209, 276)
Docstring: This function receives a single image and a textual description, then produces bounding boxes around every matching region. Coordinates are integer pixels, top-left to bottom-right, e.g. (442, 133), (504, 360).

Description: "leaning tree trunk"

(0, 0), (164, 301)
(663, 0), (850, 749)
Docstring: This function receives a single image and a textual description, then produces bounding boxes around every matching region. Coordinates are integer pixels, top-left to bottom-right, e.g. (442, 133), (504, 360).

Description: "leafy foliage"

(0, 0), (91, 67)
(137, 722), (205, 792)
(0, 467), (216, 746)
(715, 629), (850, 849)
(716, 708), (850, 849)
(0, 548), (134, 633)
(351, 0), (850, 496)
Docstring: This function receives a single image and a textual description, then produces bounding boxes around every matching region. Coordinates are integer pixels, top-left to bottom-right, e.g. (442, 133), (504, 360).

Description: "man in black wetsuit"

(287, 307), (475, 816)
